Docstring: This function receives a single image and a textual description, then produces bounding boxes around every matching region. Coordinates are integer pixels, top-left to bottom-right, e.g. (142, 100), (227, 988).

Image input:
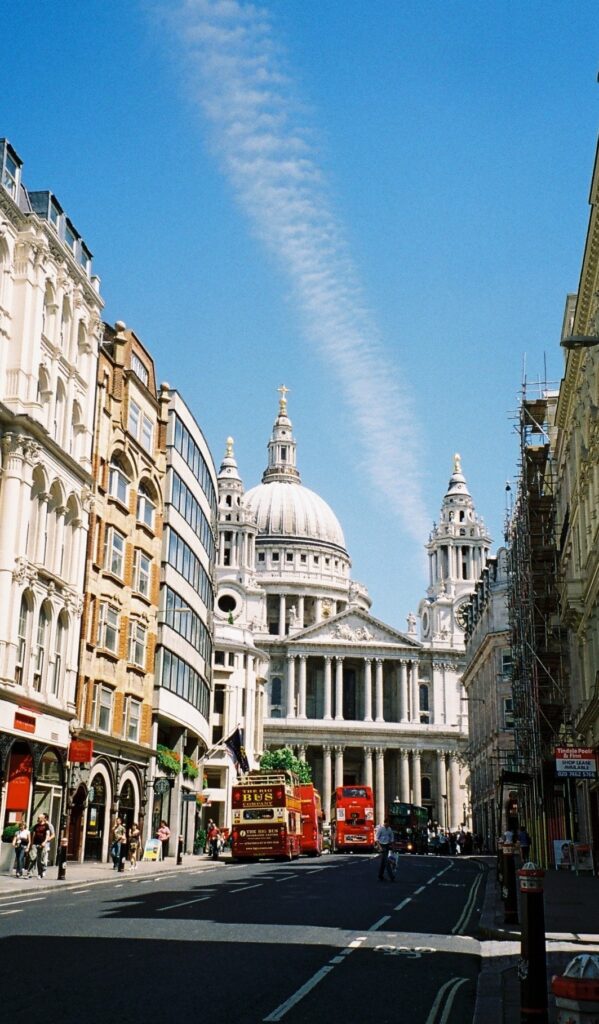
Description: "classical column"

(436, 750), (447, 829)
(286, 655), (296, 719)
(363, 658), (373, 722)
(298, 595), (305, 629)
(245, 655), (256, 757)
(411, 661), (420, 723)
(297, 744), (307, 762)
(334, 745), (344, 789)
(448, 752), (461, 829)
(399, 748), (410, 802)
(375, 658), (384, 722)
(323, 656), (332, 720)
(399, 660), (408, 723)
(375, 748), (386, 825)
(298, 655), (307, 719)
(364, 747), (373, 791)
(412, 750), (422, 807)
(334, 656), (344, 720)
(322, 745), (332, 822)
(278, 594), (286, 637)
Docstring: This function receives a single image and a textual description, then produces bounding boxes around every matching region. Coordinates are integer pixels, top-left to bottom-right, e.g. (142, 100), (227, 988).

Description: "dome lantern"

(262, 385), (301, 485)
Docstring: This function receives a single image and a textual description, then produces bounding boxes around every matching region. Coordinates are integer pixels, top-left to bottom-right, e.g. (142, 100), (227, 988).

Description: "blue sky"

(3, 0), (598, 628)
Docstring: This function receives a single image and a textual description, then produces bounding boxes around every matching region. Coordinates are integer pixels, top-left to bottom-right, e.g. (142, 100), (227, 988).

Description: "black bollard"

(518, 864), (547, 1024)
(502, 842), (518, 924)
(57, 837), (68, 880)
(177, 834), (183, 865)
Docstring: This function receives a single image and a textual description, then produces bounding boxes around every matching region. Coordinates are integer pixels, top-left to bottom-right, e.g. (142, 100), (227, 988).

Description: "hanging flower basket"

(183, 756), (199, 780)
(156, 744), (181, 775)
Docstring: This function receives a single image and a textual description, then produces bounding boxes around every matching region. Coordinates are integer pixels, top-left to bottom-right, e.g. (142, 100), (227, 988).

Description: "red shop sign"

(6, 751), (33, 812)
(68, 739), (94, 764)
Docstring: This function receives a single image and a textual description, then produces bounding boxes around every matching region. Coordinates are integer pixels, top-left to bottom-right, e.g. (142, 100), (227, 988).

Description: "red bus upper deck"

(331, 785), (375, 853)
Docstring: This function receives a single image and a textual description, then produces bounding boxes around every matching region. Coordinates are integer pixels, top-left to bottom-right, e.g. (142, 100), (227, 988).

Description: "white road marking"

(157, 896), (210, 912)
(329, 956), (345, 964)
(0, 897), (46, 908)
(425, 976), (469, 1024)
(275, 875), (296, 883)
(71, 889), (91, 894)
(263, 937), (367, 1021)
(452, 872), (483, 935)
(394, 897), (412, 911)
(0, 909), (22, 916)
(414, 885), (425, 894)
(369, 915), (391, 931)
(231, 884), (262, 893)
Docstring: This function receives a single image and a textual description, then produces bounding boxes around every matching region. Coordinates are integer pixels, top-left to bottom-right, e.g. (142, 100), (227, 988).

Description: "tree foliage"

(259, 747), (312, 783)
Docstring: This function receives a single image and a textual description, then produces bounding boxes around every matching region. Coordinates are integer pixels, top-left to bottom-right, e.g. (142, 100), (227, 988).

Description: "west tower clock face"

(455, 600), (469, 631)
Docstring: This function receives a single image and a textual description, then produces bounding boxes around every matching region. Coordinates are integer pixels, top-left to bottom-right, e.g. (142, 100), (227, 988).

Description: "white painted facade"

(0, 139), (102, 838)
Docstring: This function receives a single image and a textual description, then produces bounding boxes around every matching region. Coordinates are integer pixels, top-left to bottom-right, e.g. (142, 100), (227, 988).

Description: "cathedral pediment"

(289, 608), (420, 649)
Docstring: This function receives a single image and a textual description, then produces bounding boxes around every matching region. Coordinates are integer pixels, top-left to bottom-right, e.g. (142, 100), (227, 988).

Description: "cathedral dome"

(244, 480), (347, 551)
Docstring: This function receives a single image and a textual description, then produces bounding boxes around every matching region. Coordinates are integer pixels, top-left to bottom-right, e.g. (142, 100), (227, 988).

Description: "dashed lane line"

(157, 896), (210, 912)
(263, 936), (367, 1021)
(369, 915), (391, 931)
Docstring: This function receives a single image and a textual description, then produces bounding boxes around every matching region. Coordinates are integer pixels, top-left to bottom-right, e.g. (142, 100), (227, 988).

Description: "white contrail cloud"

(166, 0), (428, 539)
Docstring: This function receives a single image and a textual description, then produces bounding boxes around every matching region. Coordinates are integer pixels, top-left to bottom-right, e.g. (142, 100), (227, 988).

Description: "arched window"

(33, 603), (51, 691)
(70, 400), (84, 458)
(37, 364), (52, 428)
(109, 454), (130, 505)
(53, 378), (66, 444)
(60, 295), (71, 349)
(42, 280), (56, 340)
(27, 466), (47, 563)
(136, 480), (155, 529)
(51, 612), (67, 696)
(63, 495), (79, 583)
(0, 237), (10, 310)
(15, 591), (32, 686)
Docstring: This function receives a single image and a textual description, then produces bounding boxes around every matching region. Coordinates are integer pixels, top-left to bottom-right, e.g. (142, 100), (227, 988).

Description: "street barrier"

(518, 863), (547, 1023)
(177, 834), (183, 865)
(502, 841), (518, 924)
(552, 953), (599, 1024)
(57, 836), (67, 880)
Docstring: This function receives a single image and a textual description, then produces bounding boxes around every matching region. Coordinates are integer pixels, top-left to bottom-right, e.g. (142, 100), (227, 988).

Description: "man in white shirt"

(375, 818), (395, 881)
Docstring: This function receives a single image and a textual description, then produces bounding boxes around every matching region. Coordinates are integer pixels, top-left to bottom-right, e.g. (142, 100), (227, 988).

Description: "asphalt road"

(0, 853), (486, 1023)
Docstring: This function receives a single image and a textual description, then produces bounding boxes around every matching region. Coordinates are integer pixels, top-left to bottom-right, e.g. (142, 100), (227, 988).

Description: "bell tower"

(419, 455), (492, 645)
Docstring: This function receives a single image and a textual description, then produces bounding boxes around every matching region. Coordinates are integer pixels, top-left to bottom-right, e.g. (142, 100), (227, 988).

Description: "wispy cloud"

(168, 0), (428, 538)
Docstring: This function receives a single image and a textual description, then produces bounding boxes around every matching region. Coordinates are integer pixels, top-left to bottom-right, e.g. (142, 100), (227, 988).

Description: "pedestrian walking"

(111, 817), (126, 870)
(43, 814), (55, 866)
(127, 822), (141, 869)
(12, 820), (31, 878)
(207, 820), (220, 860)
(31, 814), (51, 877)
(375, 818), (395, 881)
(155, 820), (171, 860)
(518, 825), (531, 862)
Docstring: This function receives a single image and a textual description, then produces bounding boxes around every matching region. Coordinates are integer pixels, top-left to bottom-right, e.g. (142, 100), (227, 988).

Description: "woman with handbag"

(12, 820), (31, 878)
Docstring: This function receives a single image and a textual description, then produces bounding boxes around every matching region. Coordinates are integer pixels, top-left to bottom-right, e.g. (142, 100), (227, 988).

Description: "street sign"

(555, 747), (597, 779)
(182, 793), (198, 802)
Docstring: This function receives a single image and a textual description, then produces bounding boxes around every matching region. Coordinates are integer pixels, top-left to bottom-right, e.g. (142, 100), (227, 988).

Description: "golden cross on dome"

(278, 384), (290, 411)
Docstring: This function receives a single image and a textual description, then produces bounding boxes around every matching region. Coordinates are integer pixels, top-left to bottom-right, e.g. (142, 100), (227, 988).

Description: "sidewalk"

(474, 856), (599, 1024)
(0, 850), (230, 895)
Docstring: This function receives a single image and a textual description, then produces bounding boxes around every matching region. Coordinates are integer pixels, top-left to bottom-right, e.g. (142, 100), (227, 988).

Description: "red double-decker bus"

(299, 784), (324, 856)
(331, 785), (375, 852)
(231, 770), (301, 861)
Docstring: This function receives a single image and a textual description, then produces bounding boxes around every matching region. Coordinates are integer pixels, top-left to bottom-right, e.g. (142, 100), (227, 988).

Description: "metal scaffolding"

(506, 381), (569, 865)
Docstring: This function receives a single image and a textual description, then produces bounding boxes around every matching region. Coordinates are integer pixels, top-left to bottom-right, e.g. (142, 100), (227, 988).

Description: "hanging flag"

(225, 727), (250, 774)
